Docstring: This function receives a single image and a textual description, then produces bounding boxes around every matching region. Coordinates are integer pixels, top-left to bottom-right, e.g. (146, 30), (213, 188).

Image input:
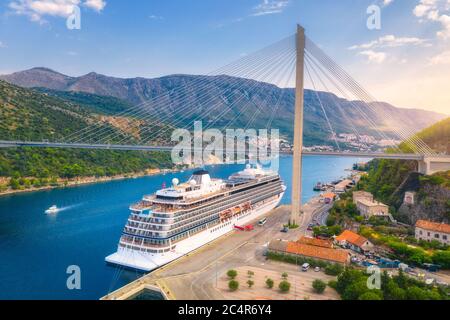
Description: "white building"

(356, 199), (389, 219)
(353, 191), (373, 204)
(403, 192), (416, 205)
(415, 220), (450, 245)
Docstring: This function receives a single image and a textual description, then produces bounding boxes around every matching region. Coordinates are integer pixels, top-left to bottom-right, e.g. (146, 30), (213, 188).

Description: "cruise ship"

(105, 165), (286, 271)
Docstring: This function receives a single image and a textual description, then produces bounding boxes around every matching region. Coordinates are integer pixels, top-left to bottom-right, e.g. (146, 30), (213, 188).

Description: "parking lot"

(216, 263), (340, 300)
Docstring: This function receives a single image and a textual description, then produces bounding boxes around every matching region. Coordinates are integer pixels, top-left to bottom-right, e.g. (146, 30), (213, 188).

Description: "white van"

(258, 217), (267, 226)
(301, 263), (310, 272)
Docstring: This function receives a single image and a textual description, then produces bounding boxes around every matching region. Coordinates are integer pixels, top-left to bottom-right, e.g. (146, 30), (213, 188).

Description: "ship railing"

(119, 238), (170, 249)
(129, 201), (152, 211)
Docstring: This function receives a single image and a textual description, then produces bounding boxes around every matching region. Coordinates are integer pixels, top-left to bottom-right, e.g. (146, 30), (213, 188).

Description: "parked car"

(314, 267), (320, 272)
(281, 226), (289, 233)
(301, 263), (310, 272)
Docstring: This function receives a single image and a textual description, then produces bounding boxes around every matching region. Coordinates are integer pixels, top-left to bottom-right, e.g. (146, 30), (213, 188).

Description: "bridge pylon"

(291, 24), (306, 225)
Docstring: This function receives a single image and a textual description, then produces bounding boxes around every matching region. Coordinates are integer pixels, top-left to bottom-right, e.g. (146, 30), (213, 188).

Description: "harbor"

(0, 155), (359, 299)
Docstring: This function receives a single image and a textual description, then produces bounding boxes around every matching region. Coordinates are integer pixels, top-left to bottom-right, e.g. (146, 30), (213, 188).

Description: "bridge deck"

(0, 140), (432, 160)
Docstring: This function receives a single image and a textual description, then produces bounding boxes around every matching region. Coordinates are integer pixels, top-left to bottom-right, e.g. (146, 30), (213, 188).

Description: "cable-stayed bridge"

(1, 25), (449, 222)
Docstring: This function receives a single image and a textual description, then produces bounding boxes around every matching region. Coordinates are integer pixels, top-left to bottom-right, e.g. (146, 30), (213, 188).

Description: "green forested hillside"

(415, 117), (450, 154)
(35, 88), (133, 115)
(400, 117), (450, 154)
(359, 117), (450, 224)
(0, 80), (173, 190)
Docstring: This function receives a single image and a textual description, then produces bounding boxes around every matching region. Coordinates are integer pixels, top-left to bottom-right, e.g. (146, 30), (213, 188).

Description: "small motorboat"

(313, 182), (323, 191)
(45, 205), (59, 214)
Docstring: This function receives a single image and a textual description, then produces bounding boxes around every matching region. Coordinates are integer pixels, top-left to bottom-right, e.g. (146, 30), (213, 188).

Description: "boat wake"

(44, 202), (84, 215)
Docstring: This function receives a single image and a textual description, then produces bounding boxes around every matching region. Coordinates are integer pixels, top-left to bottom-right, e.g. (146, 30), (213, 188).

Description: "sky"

(0, 0), (449, 114)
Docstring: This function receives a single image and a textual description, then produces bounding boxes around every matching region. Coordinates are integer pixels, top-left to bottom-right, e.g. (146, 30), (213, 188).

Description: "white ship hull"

(105, 192), (284, 272)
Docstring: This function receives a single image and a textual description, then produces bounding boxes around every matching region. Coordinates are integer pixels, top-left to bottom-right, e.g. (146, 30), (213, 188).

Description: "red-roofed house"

(297, 236), (333, 248)
(415, 220), (450, 245)
(335, 230), (374, 254)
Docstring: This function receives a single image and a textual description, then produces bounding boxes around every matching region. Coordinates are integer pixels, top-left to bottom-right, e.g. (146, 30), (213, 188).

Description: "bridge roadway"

(0, 140), (428, 160)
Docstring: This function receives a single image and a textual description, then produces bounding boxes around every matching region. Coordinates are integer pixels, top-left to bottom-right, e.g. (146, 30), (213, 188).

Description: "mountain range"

(1, 67), (447, 146)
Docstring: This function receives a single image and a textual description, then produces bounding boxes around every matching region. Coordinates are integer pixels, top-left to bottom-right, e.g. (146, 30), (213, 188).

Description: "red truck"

(234, 224), (254, 231)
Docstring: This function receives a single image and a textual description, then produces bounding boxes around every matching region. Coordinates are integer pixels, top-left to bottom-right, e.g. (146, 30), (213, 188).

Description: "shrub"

(266, 278), (274, 289)
(312, 279), (327, 294)
(281, 272), (288, 279)
(227, 269), (237, 279)
(324, 263), (344, 276)
(328, 280), (338, 290)
(246, 280), (254, 288)
(279, 280), (291, 293)
(228, 280), (239, 291)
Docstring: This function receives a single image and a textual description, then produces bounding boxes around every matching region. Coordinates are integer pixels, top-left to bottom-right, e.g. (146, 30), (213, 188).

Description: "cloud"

(349, 34), (429, 50)
(0, 41), (6, 48)
(359, 50), (387, 63)
(8, 0), (106, 23)
(84, 0), (105, 11)
(413, 0), (450, 40)
(149, 14), (163, 20)
(383, 0), (394, 7)
(251, 0), (289, 17)
(429, 50), (450, 64)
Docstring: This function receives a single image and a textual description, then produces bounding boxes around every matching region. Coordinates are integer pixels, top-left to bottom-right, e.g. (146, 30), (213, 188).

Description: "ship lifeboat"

(233, 206), (242, 216)
(219, 209), (233, 221)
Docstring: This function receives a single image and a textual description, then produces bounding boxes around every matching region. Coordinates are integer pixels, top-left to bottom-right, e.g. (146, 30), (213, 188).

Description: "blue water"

(0, 155), (359, 300)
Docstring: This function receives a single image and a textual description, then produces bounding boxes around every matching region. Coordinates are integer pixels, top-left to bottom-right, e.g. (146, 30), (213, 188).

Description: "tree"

(384, 281), (406, 300)
(325, 264), (344, 276)
(432, 250), (450, 269)
(227, 269), (237, 279)
(228, 280), (239, 292)
(279, 280), (291, 293)
(312, 279), (326, 294)
(247, 280), (254, 288)
(358, 292), (382, 300)
(406, 286), (429, 300)
(9, 178), (20, 190)
(247, 270), (254, 278)
(281, 272), (288, 280)
(266, 278), (274, 289)
(342, 279), (371, 300)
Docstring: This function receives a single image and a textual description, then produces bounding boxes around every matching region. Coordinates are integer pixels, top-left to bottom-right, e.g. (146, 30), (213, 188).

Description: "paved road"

(312, 203), (333, 226)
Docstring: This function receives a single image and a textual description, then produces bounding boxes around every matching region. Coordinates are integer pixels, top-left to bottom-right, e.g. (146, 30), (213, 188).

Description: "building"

(403, 192), (416, 205)
(415, 220), (450, 245)
(335, 230), (374, 254)
(321, 192), (336, 204)
(334, 179), (352, 193)
(352, 191), (373, 204)
(268, 238), (349, 265)
(356, 199), (389, 219)
(297, 236), (333, 248)
(286, 242), (349, 265)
